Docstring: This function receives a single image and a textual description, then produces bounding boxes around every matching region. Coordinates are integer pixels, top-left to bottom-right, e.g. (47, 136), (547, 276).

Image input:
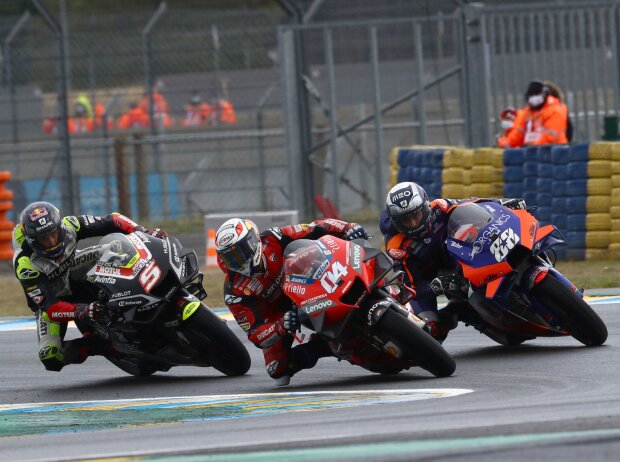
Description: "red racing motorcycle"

(282, 236), (456, 378)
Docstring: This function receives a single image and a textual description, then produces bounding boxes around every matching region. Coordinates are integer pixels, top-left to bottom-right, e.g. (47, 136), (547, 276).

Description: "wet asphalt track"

(0, 301), (618, 462)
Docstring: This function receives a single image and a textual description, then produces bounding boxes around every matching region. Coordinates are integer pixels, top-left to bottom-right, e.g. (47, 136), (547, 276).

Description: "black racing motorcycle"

(79, 231), (251, 376)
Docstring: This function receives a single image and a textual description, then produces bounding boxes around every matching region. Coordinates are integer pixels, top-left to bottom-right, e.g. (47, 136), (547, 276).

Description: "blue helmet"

(385, 182), (431, 239)
(20, 202), (66, 258)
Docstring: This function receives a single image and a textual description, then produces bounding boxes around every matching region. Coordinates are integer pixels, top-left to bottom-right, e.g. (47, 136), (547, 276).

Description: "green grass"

(0, 260), (619, 317)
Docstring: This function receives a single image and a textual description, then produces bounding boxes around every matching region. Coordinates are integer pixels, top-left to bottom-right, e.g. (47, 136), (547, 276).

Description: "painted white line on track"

(1, 296), (615, 332)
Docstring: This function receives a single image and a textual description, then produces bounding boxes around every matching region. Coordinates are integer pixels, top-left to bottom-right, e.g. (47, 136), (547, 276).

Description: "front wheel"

(181, 306), (251, 376)
(532, 275), (608, 346)
(375, 309), (456, 377)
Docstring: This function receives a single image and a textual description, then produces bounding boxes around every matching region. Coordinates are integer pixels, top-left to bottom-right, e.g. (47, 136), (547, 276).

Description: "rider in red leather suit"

(215, 218), (367, 385)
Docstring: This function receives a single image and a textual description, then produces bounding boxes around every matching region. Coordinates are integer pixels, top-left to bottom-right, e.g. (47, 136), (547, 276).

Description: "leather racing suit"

(220, 219), (359, 380)
(380, 198), (506, 338)
(12, 213), (152, 371)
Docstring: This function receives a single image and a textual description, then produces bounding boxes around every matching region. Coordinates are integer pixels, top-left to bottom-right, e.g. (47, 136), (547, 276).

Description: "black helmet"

(20, 202), (66, 258)
(385, 182), (432, 239)
(525, 80), (549, 109)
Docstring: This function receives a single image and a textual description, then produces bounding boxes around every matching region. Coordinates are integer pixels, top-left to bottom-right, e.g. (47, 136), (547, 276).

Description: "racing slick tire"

(375, 308), (456, 378)
(181, 305), (251, 376)
(532, 275), (608, 346)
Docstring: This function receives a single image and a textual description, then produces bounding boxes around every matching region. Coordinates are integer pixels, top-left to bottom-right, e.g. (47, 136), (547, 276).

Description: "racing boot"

(287, 334), (333, 376)
(419, 310), (451, 343)
(63, 332), (114, 365)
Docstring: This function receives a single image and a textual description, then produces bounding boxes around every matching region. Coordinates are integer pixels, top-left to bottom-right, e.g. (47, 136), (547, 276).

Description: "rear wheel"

(532, 275), (608, 346)
(375, 308), (456, 377)
(181, 306), (251, 376)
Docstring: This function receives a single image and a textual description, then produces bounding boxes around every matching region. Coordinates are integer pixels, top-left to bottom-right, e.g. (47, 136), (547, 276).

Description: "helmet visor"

(36, 229), (62, 254)
(218, 231), (259, 273)
(395, 209), (426, 231)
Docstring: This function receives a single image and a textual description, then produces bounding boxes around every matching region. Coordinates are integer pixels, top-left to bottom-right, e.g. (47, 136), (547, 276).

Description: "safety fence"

(391, 142), (620, 260)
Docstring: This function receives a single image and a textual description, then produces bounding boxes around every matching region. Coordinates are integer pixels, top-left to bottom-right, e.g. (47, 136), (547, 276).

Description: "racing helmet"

(215, 218), (263, 276)
(385, 182), (431, 239)
(20, 201), (66, 258)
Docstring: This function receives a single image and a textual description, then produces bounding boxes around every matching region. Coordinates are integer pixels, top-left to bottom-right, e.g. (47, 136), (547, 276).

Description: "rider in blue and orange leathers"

(379, 182), (526, 342)
(215, 217), (368, 386)
(12, 201), (168, 372)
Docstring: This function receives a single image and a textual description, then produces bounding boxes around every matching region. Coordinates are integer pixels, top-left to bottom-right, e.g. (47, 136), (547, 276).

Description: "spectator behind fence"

(497, 80), (568, 148)
(117, 102), (149, 129)
(139, 87), (173, 128)
(496, 107), (523, 144)
(213, 96), (238, 125)
(181, 93), (213, 127)
(94, 102), (114, 130)
(42, 99), (94, 135)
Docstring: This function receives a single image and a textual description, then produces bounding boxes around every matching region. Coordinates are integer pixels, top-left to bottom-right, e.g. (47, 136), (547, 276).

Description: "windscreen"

(97, 233), (140, 269)
(283, 239), (330, 280)
(447, 203), (494, 244)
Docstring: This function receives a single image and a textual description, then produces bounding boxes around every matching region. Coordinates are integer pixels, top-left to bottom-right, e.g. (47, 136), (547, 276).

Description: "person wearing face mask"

(497, 80), (568, 148)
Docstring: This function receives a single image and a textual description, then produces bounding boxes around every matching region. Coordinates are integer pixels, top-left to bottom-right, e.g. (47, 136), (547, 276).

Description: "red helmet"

(500, 108), (517, 121)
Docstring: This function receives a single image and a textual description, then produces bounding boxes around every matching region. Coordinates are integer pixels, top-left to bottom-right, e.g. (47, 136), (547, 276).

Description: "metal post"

(280, 28), (307, 217)
(277, 0), (315, 219)
(142, 1), (168, 218)
(143, 2), (167, 149)
(369, 27), (385, 210)
(212, 24), (221, 124)
(32, 0), (75, 214)
(462, 3), (490, 147)
(414, 22), (427, 145)
(59, 0), (71, 92)
(102, 94), (119, 213)
(324, 28), (340, 212)
(256, 86), (275, 211)
(4, 11), (30, 147)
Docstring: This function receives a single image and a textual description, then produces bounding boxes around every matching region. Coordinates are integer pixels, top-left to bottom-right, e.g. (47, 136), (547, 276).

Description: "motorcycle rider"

(12, 201), (168, 372)
(379, 182), (526, 342)
(215, 217), (368, 386)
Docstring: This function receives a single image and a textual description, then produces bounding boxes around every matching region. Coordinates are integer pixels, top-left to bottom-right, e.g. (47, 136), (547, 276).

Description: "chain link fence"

(2, 1), (620, 223)
(0, 3), (286, 221)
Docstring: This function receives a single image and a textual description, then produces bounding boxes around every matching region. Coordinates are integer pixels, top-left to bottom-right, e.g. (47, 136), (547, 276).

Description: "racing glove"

(500, 198), (526, 210)
(75, 302), (105, 322)
(275, 310), (300, 336)
(431, 274), (469, 298)
(387, 248), (407, 261)
(137, 226), (169, 239)
(344, 223), (368, 241)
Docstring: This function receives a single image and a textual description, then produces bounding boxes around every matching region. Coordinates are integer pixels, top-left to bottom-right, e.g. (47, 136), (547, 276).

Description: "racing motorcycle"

(437, 201), (608, 346)
(79, 231), (251, 376)
(281, 236), (456, 378)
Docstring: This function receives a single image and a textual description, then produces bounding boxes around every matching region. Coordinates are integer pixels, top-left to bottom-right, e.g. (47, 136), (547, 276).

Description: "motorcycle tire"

(532, 275), (608, 346)
(181, 306), (251, 376)
(375, 308), (456, 378)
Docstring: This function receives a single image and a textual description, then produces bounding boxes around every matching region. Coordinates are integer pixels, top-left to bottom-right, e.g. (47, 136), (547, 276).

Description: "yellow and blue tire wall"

(390, 142), (620, 260)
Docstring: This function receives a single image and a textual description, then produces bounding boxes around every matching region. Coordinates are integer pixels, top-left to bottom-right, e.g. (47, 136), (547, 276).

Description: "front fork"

(524, 256), (583, 299)
(176, 292), (202, 321)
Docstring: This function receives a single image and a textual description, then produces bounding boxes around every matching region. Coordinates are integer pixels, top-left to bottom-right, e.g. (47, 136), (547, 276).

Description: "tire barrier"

(390, 141), (620, 260)
(0, 171), (15, 260)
